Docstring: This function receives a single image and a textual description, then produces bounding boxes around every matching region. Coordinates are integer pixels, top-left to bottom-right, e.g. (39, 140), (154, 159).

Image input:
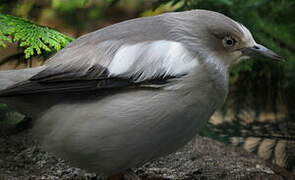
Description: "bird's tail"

(0, 66), (44, 91)
(0, 67), (45, 117)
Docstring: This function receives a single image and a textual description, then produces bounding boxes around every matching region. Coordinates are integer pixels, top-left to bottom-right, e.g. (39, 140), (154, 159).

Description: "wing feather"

(0, 78), (132, 97)
(0, 75), (182, 97)
(0, 39), (198, 97)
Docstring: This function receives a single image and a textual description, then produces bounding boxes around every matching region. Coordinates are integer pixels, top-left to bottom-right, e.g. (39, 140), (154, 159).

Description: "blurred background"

(0, 0), (294, 174)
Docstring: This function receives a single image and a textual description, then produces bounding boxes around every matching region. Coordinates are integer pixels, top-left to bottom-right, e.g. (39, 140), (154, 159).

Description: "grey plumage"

(0, 67), (43, 90)
(0, 10), (282, 176)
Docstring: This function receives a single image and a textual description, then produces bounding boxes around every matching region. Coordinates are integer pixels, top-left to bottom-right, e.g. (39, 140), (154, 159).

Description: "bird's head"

(175, 10), (283, 66)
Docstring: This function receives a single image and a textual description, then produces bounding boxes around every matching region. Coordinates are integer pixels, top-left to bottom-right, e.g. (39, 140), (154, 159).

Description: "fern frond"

(0, 14), (74, 58)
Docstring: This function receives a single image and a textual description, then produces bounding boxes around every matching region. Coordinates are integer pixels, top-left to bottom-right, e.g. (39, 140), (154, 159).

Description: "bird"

(0, 10), (283, 179)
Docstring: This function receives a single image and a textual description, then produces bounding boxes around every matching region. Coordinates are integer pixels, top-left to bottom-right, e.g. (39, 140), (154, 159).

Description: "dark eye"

(226, 39), (234, 45)
(223, 36), (236, 47)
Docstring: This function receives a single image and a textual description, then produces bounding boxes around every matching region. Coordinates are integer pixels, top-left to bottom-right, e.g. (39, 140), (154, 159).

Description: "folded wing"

(0, 39), (198, 97)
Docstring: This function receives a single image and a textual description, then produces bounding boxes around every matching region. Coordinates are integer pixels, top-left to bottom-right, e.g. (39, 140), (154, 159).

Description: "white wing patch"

(108, 40), (198, 81)
(108, 43), (141, 75)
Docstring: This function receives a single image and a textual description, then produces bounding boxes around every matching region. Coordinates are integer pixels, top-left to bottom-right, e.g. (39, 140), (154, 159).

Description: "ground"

(0, 128), (293, 180)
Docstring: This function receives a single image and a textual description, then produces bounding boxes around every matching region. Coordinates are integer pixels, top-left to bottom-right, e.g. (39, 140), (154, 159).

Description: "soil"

(0, 128), (294, 180)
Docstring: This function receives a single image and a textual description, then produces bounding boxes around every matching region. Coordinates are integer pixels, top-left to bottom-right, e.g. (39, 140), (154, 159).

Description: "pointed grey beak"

(241, 44), (284, 61)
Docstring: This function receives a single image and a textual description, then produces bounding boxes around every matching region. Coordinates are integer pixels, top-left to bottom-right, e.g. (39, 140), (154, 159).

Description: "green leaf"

(52, 0), (89, 12)
(0, 14), (74, 59)
(216, 0), (233, 6)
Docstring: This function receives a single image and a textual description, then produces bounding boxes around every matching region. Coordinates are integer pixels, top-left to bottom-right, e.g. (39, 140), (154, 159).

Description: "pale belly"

(33, 87), (224, 176)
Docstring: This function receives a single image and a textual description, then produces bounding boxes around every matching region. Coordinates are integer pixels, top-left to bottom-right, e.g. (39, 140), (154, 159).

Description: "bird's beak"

(241, 44), (284, 61)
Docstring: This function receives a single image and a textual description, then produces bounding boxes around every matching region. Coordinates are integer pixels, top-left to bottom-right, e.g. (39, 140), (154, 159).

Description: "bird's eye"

(223, 36), (236, 47)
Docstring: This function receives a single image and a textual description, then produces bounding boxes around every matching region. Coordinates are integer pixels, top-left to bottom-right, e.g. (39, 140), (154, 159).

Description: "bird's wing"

(0, 39), (198, 97)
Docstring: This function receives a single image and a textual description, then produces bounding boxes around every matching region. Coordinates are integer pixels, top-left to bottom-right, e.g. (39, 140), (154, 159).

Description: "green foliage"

(52, 0), (89, 12)
(198, 122), (230, 144)
(0, 14), (73, 58)
(0, 103), (24, 127)
(230, 60), (254, 78)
